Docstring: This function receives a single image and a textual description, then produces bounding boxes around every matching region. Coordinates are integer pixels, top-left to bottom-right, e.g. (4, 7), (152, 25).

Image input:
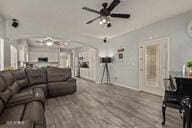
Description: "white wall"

(101, 11), (192, 89)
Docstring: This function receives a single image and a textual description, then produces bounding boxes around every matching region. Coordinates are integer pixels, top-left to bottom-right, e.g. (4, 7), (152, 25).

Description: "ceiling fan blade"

(86, 16), (101, 24)
(54, 41), (60, 45)
(107, 0), (120, 12)
(110, 13), (130, 18)
(36, 41), (42, 43)
(82, 7), (100, 14)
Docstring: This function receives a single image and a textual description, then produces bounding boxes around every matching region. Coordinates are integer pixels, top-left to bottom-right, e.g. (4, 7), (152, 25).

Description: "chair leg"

(186, 104), (191, 128)
(181, 97), (191, 128)
(183, 110), (186, 128)
(162, 103), (166, 125)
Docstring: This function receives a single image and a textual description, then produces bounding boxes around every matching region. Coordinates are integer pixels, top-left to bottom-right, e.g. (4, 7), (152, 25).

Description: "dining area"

(162, 71), (192, 128)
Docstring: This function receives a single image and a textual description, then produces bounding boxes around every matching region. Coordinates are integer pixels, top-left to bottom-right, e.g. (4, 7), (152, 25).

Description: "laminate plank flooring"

(45, 79), (182, 128)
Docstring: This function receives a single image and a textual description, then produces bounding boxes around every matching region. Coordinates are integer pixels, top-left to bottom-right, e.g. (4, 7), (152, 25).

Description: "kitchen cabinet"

(18, 44), (29, 62)
(79, 48), (96, 81)
(29, 52), (58, 62)
(48, 53), (58, 62)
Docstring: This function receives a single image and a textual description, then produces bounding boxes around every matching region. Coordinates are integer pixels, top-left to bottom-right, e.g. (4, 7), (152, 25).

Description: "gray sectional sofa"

(0, 68), (76, 128)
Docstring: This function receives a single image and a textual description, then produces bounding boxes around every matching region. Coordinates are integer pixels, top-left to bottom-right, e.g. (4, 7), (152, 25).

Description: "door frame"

(0, 36), (4, 70)
(139, 37), (170, 96)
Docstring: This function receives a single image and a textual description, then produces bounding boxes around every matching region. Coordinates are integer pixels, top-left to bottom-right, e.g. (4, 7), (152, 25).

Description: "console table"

(169, 71), (192, 100)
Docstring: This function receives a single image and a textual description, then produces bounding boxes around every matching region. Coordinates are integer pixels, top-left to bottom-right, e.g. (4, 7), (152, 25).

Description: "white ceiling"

(0, 0), (192, 39)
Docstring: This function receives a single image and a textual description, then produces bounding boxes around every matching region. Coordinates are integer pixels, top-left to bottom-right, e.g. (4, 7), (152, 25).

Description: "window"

(0, 37), (4, 70)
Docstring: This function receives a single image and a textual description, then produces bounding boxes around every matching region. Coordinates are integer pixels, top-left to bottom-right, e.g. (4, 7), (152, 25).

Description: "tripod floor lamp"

(101, 57), (111, 84)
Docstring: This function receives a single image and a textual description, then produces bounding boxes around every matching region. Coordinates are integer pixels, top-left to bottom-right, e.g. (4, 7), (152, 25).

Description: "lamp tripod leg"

(106, 64), (111, 84)
(101, 64), (106, 84)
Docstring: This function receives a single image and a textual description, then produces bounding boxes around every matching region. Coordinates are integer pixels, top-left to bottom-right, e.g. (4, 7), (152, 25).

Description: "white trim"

(0, 37), (4, 70)
(95, 81), (140, 91)
(95, 81), (101, 84)
(139, 37), (170, 95)
(112, 82), (140, 91)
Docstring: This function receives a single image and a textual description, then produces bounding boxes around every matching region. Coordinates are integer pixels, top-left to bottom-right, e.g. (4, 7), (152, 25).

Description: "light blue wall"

(101, 11), (192, 89)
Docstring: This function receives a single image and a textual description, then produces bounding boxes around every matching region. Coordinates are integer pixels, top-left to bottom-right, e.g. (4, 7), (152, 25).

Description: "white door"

(139, 38), (169, 96)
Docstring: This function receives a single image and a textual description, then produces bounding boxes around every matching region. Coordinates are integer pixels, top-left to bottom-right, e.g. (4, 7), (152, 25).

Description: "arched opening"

(9, 36), (98, 82)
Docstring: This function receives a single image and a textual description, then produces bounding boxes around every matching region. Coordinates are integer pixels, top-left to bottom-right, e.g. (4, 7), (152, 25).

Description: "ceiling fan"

(36, 37), (66, 46)
(82, 0), (130, 27)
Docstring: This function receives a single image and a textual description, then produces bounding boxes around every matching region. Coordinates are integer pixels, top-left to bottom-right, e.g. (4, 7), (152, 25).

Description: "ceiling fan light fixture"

(101, 18), (107, 23)
(99, 16), (111, 26)
(46, 40), (53, 46)
(99, 20), (103, 24)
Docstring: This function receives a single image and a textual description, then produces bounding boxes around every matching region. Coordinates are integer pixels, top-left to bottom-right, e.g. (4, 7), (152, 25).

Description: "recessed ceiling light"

(64, 42), (68, 45)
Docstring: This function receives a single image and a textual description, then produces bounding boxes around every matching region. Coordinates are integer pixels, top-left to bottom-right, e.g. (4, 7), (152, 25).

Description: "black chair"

(162, 75), (181, 125)
(181, 97), (191, 128)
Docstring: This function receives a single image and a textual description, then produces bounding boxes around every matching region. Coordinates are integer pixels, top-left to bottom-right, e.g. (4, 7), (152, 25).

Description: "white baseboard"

(112, 82), (140, 91)
(95, 81), (101, 84)
(95, 81), (140, 91)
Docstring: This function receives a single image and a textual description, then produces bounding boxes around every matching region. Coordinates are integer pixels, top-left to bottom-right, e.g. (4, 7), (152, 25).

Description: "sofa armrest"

(7, 88), (45, 107)
(67, 78), (76, 82)
(0, 120), (34, 128)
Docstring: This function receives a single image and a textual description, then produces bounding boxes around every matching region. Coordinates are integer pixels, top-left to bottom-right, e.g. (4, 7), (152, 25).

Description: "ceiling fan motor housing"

(100, 8), (110, 16)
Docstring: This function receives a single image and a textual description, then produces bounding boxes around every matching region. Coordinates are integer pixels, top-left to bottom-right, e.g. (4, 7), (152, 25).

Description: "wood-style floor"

(45, 79), (182, 128)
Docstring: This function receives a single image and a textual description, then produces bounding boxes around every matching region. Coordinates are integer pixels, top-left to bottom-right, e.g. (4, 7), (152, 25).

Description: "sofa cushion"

(7, 88), (46, 107)
(23, 101), (45, 126)
(10, 69), (29, 89)
(0, 77), (12, 103)
(47, 68), (71, 83)
(0, 71), (15, 87)
(48, 81), (76, 97)
(0, 77), (7, 92)
(0, 71), (20, 95)
(26, 68), (47, 86)
(21, 84), (48, 97)
(0, 104), (25, 124)
(0, 99), (4, 115)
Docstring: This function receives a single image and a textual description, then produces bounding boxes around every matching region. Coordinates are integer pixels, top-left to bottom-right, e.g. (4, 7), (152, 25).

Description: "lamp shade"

(101, 57), (111, 63)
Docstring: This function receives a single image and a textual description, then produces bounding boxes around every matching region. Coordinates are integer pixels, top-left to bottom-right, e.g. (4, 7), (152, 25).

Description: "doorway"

(139, 38), (169, 96)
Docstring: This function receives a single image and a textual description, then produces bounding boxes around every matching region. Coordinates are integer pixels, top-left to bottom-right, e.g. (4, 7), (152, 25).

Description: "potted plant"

(187, 60), (192, 76)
